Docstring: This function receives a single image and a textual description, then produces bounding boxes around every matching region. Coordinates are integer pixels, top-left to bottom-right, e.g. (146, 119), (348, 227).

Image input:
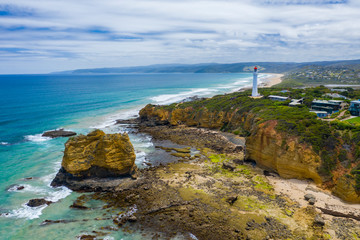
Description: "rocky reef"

(51, 129), (137, 191)
(60, 147), (360, 240)
(45, 109), (360, 239)
(42, 128), (76, 138)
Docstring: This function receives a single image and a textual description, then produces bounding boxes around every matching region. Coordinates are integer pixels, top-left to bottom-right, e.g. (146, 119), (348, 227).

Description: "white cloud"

(0, 0), (359, 73)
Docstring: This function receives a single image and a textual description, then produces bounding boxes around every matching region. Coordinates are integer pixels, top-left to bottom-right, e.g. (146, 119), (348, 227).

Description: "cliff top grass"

(345, 116), (360, 125)
(149, 86), (360, 191)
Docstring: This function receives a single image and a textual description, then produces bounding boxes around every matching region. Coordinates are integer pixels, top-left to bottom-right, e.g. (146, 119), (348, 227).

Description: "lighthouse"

(252, 66), (259, 97)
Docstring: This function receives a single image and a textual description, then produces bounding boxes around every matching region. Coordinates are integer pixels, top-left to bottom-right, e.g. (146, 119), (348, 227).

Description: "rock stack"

(51, 129), (137, 191)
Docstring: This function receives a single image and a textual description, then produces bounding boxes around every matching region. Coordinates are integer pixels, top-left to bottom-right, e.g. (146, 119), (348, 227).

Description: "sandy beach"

(268, 176), (360, 220)
(264, 73), (284, 87)
(244, 73), (284, 91)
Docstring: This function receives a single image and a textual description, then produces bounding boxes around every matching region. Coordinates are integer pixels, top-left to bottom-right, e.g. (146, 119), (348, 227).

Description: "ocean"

(0, 73), (267, 239)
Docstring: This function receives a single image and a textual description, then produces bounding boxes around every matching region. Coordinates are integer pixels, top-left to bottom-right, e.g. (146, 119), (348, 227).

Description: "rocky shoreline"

(47, 116), (360, 239)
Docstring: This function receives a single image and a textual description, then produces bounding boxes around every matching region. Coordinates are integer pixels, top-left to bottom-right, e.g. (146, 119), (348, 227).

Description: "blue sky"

(0, 0), (359, 73)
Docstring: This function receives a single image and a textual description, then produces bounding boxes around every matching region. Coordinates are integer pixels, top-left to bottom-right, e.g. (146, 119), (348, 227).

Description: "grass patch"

(345, 116), (360, 125)
(209, 154), (227, 163)
(236, 165), (252, 176)
(234, 196), (267, 211)
(252, 176), (274, 193)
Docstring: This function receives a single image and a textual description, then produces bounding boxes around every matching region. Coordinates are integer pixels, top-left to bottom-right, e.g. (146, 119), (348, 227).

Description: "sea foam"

(89, 107), (140, 129)
(7, 184), (47, 194)
(24, 134), (51, 143)
(150, 88), (218, 105)
(46, 186), (72, 203)
(3, 204), (47, 220)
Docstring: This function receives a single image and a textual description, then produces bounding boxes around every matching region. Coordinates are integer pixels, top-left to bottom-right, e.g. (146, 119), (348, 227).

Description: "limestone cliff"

(51, 129), (136, 190)
(139, 104), (240, 129)
(245, 120), (322, 184)
(139, 103), (360, 203)
(332, 176), (360, 203)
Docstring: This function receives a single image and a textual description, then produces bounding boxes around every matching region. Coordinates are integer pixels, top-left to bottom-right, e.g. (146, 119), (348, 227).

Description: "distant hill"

(53, 60), (360, 85)
(54, 62), (301, 74)
(282, 60), (360, 86)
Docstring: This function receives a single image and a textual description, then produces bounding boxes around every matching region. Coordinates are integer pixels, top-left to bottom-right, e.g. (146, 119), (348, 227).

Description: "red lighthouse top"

(254, 66), (258, 72)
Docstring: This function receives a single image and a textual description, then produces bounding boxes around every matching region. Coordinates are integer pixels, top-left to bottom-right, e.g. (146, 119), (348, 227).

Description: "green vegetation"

(351, 164), (360, 192)
(209, 154), (227, 163)
(345, 117), (360, 125)
(274, 79), (304, 88)
(252, 176), (273, 193)
(156, 86), (360, 186)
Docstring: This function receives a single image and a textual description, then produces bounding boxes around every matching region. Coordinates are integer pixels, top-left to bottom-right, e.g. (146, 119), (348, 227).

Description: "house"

(280, 90), (290, 93)
(310, 111), (328, 118)
(324, 93), (348, 99)
(331, 88), (347, 92)
(349, 100), (360, 116)
(311, 99), (341, 114)
(268, 95), (289, 101)
(289, 98), (303, 107)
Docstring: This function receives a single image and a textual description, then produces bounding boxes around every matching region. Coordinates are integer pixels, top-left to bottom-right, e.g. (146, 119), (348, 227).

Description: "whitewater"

(0, 73), (270, 239)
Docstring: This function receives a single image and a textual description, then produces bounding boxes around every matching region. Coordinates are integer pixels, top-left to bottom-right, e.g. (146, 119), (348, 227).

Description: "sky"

(0, 0), (359, 74)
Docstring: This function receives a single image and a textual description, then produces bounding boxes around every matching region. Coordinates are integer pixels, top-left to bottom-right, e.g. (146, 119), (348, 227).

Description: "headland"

(49, 85), (360, 239)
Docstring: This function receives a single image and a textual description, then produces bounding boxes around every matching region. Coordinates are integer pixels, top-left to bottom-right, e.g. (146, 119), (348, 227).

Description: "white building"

(252, 66), (259, 97)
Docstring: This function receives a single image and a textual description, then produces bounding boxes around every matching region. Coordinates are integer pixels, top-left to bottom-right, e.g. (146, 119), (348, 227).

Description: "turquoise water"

(0, 73), (264, 239)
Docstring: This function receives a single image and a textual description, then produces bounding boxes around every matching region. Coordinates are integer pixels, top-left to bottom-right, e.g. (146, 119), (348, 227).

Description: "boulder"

(127, 215), (137, 222)
(222, 162), (236, 171)
(233, 159), (244, 165)
(304, 194), (315, 201)
(27, 198), (53, 207)
(226, 195), (238, 205)
(51, 130), (136, 190)
(314, 214), (325, 226)
(78, 235), (96, 240)
(42, 129), (76, 138)
(304, 193), (316, 205)
(308, 198), (316, 205)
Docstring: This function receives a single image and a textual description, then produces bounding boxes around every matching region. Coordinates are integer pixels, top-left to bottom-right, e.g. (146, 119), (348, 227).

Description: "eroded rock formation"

(51, 129), (136, 191)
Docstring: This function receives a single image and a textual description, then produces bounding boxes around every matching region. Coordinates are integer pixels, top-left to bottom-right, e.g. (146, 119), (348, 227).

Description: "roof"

(328, 100), (343, 103)
(312, 100), (340, 106)
(351, 100), (360, 104)
(268, 95), (289, 100)
(310, 111), (328, 114)
(324, 93), (347, 99)
(330, 89), (347, 92)
(312, 106), (334, 110)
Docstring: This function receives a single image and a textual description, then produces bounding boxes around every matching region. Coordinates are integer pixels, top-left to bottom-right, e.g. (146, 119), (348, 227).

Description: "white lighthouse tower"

(252, 66), (259, 97)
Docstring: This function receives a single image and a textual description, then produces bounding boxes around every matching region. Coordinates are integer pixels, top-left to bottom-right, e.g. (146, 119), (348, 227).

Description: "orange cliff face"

(245, 119), (360, 203)
(62, 129), (136, 177)
(139, 104), (232, 129)
(139, 104), (360, 203)
(245, 120), (322, 184)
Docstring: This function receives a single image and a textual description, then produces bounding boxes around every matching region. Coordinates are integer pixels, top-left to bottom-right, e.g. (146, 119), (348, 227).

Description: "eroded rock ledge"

(51, 129), (137, 191)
